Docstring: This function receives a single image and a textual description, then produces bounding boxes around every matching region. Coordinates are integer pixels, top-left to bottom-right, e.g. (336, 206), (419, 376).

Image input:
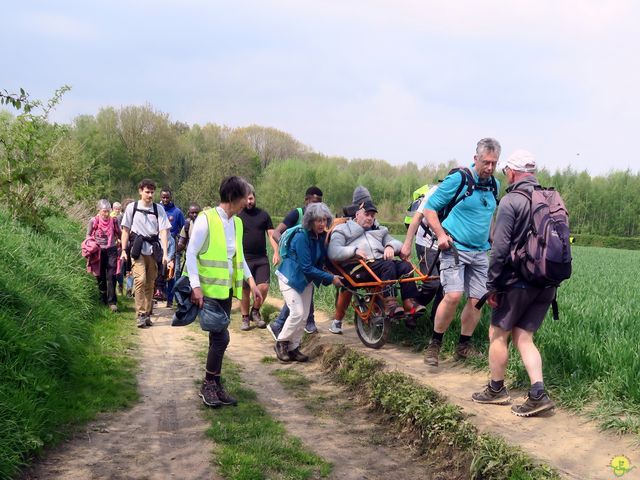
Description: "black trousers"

(97, 246), (118, 305)
(205, 291), (232, 376)
(415, 244), (443, 321)
(368, 259), (418, 300)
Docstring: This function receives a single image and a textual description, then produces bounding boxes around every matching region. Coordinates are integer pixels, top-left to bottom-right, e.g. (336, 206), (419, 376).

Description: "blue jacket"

(277, 229), (334, 293)
(163, 202), (185, 238)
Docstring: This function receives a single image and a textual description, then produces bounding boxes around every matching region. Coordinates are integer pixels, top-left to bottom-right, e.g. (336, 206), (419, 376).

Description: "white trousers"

(278, 280), (313, 350)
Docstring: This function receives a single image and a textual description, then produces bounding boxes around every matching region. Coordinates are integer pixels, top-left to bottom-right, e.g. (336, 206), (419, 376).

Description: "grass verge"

(202, 359), (331, 480)
(321, 345), (559, 480)
(0, 210), (139, 478)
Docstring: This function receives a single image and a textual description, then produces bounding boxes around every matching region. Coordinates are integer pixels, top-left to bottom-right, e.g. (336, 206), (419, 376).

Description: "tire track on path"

(24, 307), (220, 480)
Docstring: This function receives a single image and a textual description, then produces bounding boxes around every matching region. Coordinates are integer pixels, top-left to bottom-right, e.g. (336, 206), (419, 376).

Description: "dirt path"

(255, 298), (640, 480)
(24, 306), (220, 480)
(23, 299), (640, 480)
(226, 322), (448, 480)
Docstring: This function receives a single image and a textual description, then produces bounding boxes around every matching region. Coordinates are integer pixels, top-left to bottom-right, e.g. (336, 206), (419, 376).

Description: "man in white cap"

(471, 149), (556, 417)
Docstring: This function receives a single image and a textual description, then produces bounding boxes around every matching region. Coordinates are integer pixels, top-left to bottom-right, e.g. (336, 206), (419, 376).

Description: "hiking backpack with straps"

(510, 186), (572, 288)
(404, 168), (499, 241)
(438, 167), (499, 222)
(278, 224), (306, 260)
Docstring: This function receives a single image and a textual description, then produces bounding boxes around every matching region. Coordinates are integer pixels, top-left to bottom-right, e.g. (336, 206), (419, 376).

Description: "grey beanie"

(352, 186), (372, 205)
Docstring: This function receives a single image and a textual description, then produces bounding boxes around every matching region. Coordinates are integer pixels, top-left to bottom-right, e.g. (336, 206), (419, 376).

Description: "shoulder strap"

(489, 176), (499, 203)
(90, 216), (99, 236)
(441, 168), (474, 217)
(296, 207), (303, 225)
(153, 202), (158, 218)
(509, 189), (535, 248)
(132, 201), (139, 221)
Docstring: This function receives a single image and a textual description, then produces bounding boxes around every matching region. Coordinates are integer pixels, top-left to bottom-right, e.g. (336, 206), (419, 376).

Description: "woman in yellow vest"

(185, 176), (263, 408)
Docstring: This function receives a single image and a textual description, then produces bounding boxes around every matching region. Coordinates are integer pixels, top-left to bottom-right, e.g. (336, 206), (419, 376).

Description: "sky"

(3, 0), (640, 176)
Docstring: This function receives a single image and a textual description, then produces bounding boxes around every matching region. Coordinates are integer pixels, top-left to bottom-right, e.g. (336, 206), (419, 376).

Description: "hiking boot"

(455, 341), (479, 360)
(109, 304), (118, 313)
(304, 322), (318, 334)
(137, 315), (147, 328)
(403, 298), (426, 317)
(472, 384), (511, 405)
(145, 315), (153, 327)
(329, 320), (343, 334)
(199, 380), (222, 408)
(289, 347), (309, 362)
(383, 296), (403, 318)
(215, 382), (238, 406)
(424, 340), (442, 366)
(251, 309), (266, 328)
(511, 392), (555, 417)
(274, 341), (291, 362)
(240, 316), (251, 331)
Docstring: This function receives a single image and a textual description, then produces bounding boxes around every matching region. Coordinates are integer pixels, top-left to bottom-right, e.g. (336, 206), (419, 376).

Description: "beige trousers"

(132, 254), (158, 316)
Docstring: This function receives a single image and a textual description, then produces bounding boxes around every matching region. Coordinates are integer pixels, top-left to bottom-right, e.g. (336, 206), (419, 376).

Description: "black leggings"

(97, 246), (118, 305)
(205, 292), (232, 376)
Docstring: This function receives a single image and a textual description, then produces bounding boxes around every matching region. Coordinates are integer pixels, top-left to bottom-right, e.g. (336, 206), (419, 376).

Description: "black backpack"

(438, 167), (499, 222)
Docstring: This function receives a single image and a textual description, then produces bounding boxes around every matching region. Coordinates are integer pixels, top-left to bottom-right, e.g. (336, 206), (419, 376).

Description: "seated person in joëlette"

(327, 199), (426, 327)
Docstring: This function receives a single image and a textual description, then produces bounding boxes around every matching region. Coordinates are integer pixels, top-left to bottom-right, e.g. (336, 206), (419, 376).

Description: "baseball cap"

(358, 200), (378, 213)
(504, 149), (536, 173)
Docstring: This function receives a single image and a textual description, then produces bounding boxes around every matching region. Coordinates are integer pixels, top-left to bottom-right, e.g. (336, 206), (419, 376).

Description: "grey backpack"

(511, 186), (572, 287)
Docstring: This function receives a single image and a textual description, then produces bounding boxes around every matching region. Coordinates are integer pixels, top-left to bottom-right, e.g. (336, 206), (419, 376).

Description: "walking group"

(83, 137), (570, 418)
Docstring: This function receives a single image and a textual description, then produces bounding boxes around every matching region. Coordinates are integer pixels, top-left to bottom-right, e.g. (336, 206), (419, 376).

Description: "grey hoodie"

(328, 219), (403, 262)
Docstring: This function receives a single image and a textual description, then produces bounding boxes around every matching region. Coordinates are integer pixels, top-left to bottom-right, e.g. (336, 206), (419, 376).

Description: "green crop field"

(266, 243), (640, 436)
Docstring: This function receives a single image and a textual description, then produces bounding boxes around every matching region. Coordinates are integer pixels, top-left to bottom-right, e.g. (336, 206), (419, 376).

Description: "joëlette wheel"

(354, 297), (390, 349)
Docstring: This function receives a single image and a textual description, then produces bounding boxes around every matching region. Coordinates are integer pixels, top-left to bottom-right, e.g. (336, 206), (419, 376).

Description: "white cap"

(504, 149), (536, 173)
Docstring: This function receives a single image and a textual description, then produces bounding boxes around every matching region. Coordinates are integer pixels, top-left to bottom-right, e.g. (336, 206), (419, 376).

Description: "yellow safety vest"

(404, 184), (431, 225)
(195, 208), (245, 300)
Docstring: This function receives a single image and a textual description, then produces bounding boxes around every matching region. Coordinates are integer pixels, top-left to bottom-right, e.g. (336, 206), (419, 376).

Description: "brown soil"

(23, 307), (221, 480)
(23, 299), (640, 480)
(225, 314), (460, 480)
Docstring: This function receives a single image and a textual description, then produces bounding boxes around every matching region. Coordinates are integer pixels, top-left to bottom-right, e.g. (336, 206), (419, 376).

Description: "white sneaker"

(328, 320), (342, 334)
(266, 323), (279, 341)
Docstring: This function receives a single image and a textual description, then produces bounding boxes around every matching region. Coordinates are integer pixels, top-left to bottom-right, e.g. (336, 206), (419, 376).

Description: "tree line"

(1, 89), (640, 237)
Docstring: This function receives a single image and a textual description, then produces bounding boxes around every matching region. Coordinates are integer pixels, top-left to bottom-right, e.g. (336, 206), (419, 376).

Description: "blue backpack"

(278, 224), (305, 260)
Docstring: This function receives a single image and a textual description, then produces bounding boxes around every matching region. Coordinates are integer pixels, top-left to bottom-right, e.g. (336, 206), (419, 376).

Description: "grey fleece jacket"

(487, 175), (539, 290)
(328, 220), (403, 262)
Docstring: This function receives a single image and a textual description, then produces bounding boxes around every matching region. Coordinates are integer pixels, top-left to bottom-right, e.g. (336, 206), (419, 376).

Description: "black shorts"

(491, 286), (556, 332)
(244, 256), (270, 286)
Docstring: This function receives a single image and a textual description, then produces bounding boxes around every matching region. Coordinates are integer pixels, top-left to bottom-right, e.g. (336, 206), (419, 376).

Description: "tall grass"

(0, 210), (138, 478)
